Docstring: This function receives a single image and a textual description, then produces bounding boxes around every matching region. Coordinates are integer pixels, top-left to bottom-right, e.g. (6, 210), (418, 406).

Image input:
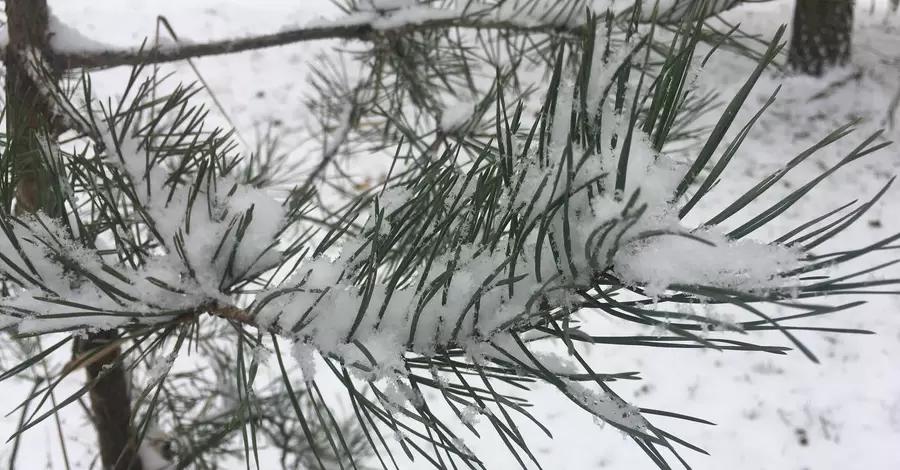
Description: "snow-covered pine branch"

(2, 2), (897, 468)
(0, 83), (287, 333)
(250, 47), (802, 379)
(1, 24), (808, 437)
(35, 0), (745, 70)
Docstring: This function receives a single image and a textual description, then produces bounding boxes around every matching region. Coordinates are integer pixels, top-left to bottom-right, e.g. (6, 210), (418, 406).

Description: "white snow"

(360, 0), (419, 11)
(0, 74), (288, 335)
(563, 379), (647, 430)
(91, 108), (287, 288)
(251, 344), (271, 364)
(48, 9), (120, 53)
(614, 227), (804, 298)
(138, 441), (174, 470)
(439, 99), (477, 134)
(290, 340), (318, 381)
(0, 213), (191, 333)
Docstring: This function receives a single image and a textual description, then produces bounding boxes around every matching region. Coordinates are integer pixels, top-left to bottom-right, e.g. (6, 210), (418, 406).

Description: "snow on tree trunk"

(787, 0), (855, 76)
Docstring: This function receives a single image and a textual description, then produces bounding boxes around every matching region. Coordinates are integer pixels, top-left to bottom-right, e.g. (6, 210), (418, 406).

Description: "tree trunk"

(73, 332), (144, 470)
(2, 1), (143, 469)
(787, 0), (855, 76)
(3, 0), (60, 216)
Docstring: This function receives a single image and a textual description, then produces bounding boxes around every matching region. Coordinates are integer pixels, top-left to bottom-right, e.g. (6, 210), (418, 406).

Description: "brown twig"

(59, 335), (129, 377)
(50, 1), (752, 71)
(55, 16), (558, 70)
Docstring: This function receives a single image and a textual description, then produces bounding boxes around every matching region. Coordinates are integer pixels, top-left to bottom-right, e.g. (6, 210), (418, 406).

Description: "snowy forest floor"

(3, 0), (900, 469)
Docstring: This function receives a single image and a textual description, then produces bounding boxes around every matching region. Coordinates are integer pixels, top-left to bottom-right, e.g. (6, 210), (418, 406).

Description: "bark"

(787, 0), (855, 76)
(74, 332), (143, 470)
(3, 0), (59, 216)
(3, 1), (142, 469)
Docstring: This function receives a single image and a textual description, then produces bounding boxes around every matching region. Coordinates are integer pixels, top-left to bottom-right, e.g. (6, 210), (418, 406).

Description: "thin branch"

(54, 1), (745, 71)
(56, 17), (559, 70)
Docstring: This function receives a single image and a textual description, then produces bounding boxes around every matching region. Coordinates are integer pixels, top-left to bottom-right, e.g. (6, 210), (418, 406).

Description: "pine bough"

(1, 8), (897, 470)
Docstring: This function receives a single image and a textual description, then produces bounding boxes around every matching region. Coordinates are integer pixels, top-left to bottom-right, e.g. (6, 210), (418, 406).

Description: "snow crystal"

(379, 377), (422, 413)
(393, 429), (408, 444)
(450, 435), (476, 458)
(335, 330), (406, 379)
(251, 344), (271, 365)
(146, 355), (175, 385)
(460, 405), (482, 426)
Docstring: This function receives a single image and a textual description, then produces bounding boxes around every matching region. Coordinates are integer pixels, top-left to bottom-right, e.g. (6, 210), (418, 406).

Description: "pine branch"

(55, 16), (572, 70)
(54, 0), (746, 70)
(2, 3), (896, 469)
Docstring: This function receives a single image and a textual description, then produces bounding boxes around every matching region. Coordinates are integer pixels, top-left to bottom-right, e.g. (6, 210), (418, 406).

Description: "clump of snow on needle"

(439, 99), (477, 135)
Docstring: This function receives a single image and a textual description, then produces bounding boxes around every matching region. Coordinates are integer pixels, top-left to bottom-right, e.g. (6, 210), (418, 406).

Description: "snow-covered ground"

(3, 0), (900, 468)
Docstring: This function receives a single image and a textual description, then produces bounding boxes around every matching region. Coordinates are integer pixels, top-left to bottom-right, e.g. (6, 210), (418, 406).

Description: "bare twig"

(56, 16), (555, 70)
(53, 1), (746, 71)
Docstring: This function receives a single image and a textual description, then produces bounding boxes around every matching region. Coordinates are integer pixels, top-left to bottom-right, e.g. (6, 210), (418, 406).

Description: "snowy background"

(3, 0), (900, 468)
